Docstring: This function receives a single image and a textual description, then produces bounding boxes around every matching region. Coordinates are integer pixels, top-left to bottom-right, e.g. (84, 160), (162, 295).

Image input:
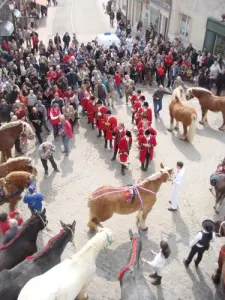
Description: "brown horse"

(0, 157), (37, 178)
(88, 163), (173, 231)
(0, 171), (36, 211)
(215, 218), (225, 237)
(0, 121), (35, 162)
(186, 87), (225, 131)
(168, 87), (197, 142)
(212, 244), (225, 290)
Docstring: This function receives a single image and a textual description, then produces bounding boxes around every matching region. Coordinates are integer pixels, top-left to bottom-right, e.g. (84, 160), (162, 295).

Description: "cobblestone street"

(1, 0), (225, 299)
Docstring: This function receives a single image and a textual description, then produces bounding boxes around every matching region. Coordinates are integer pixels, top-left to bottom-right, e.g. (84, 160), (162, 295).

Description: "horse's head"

(21, 121), (35, 140)
(60, 220), (76, 243)
(160, 163), (173, 182)
(31, 208), (48, 229)
(186, 88), (194, 100)
(172, 86), (185, 102)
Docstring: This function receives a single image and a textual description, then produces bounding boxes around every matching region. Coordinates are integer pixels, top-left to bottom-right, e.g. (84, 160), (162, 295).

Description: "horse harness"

(0, 178), (24, 203)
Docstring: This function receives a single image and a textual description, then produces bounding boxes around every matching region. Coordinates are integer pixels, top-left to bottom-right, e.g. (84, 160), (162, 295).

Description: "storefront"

(203, 18), (225, 57)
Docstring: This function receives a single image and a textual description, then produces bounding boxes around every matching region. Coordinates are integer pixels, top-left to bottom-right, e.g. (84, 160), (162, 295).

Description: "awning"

(34, 0), (47, 5)
(0, 21), (14, 37)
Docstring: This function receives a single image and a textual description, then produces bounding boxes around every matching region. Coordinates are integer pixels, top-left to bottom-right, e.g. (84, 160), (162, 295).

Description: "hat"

(28, 184), (36, 193)
(202, 220), (215, 232)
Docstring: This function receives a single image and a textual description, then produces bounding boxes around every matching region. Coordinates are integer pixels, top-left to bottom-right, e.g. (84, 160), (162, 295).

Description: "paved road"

(2, 1), (225, 299)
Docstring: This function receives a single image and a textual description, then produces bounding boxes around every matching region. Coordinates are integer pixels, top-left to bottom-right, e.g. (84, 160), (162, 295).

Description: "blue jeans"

(116, 84), (122, 97)
(52, 124), (59, 139)
(153, 99), (162, 116)
(62, 135), (70, 153)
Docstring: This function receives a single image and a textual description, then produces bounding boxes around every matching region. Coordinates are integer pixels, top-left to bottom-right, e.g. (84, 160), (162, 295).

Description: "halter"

(37, 213), (48, 228)
(105, 232), (113, 248)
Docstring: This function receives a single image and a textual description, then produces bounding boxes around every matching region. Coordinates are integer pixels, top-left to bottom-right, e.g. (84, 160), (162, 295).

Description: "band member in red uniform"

(135, 101), (152, 126)
(81, 91), (90, 116)
(131, 94), (141, 124)
(104, 111), (118, 149)
(137, 116), (157, 139)
(96, 100), (107, 137)
(111, 122), (125, 161)
(86, 96), (96, 129)
(118, 130), (132, 175)
(138, 129), (157, 171)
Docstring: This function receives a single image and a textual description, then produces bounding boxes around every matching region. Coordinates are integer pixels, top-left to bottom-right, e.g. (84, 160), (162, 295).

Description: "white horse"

(18, 228), (114, 300)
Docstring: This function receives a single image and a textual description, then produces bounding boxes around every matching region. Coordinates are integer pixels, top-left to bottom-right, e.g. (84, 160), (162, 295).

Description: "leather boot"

(109, 140), (113, 148)
(97, 130), (102, 138)
(145, 160), (149, 171)
(111, 152), (116, 161)
(141, 163), (145, 171)
(104, 140), (107, 149)
(151, 275), (162, 285)
(121, 165), (125, 176)
(92, 123), (95, 130)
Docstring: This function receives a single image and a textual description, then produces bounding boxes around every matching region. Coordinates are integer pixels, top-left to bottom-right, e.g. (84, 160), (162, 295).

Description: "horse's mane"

(139, 171), (164, 185)
(6, 157), (32, 164)
(188, 87), (212, 96)
(0, 121), (22, 131)
(0, 214), (38, 250)
(25, 229), (65, 260)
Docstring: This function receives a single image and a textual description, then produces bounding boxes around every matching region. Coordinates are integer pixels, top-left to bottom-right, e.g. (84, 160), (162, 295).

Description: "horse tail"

(187, 114), (197, 142)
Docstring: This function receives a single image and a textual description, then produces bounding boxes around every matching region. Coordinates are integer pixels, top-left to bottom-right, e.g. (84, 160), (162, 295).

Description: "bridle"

(37, 213), (48, 228)
(20, 121), (33, 139)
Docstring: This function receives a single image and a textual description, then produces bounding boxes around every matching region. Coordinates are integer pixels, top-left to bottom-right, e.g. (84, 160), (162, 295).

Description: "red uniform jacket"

(130, 94), (137, 105)
(63, 90), (74, 99)
(135, 107), (152, 125)
(104, 116), (118, 140)
(138, 126), (157, 140)
(53, 88), (63, 98)
(164, 55), (174, 67)
(82, 97), (89, 111)
(87, 101), (96, 123)
(96, 105), (107, 130)
(47, 70), (57, 82)
(118, 136), (132, 163)
(132, 100), (141, 114)
(138, 135), (157, 163)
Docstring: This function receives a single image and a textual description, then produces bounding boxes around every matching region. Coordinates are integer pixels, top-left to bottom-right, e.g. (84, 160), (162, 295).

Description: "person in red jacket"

(32, 34), (39, 53)
(86, 96), (96, 129)
(136, 60), (144, 84)
(59, 114), (73, 156)
(0, 210), (23, 236)
(104, 111), (118, 149)
(138, 128), (157, 171)
(114, 71), (122, 98)
(118, 130), (132, 175)
(53, 85), (63, 98)
(50, 103), (61, 139)
(137, 116), (157, 139)
(95, 100), (107, 138)
(164, 52), (174, 85)
(135, 101), (152, 126)
(157, 62), (165, 87)
(63, 87), (74, 99)
(131, 95), (141, 124)
(47, 67), (57, 85)
(111, 122), (125, 161)
(81, 92), (90, 116)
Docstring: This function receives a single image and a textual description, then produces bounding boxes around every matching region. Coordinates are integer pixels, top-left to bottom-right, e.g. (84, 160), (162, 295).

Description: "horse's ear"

(72, 220), (76, 230)
(160, 162), (164, 169)
(167, 168), (173, 175)
(41, 208), (46, 216)
(60, 220), (65, 228)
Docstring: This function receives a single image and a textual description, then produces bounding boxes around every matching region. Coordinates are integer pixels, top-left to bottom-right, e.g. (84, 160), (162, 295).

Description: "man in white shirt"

(168, 161), (185, 211)
(183, 219), (215, 268)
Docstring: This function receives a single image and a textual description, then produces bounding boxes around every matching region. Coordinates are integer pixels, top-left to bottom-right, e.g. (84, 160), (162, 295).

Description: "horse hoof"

(167, 128), (173, 132)
(174, 127), (179, 131)
(199, 121), (204, 125)
(179, 136), (186, 141)
(219, 127), (225, 131)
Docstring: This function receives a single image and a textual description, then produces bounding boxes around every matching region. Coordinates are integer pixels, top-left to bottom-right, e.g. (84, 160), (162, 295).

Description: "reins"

(91, 185), (156, 210)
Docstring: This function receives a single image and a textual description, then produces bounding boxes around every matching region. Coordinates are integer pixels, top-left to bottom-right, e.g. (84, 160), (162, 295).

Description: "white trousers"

(171, 184), (180, 209)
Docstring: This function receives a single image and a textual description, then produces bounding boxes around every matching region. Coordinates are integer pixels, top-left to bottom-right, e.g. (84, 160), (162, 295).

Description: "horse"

(0, 120), (35, 162)
(212, 244), (225, 291)
(118, 230), (156, 300)
(186, 87), (225, 131)
(88, 163), (173, 231)
(0, 171), (36, 211)
(0, 208), (47, 272)
(210, 176), (225, 213)
(167, 86), (197, 142)
(18, 227), (113, 300)
(0, 220), (76, 300)
(0, 157), (37, 178)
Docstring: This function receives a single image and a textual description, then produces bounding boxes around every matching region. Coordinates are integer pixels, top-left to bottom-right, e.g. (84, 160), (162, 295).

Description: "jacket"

(59, 120), (73, 139)
(138, 135), (157, 163)
(23, 192), (43, 211)
(50, 107), (60, 125)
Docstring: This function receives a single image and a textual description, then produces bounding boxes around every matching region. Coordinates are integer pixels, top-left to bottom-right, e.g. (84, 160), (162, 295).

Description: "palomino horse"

(88, 163), (173, 231)
(186, 87), (225, 131)
(0, 220), (76, 300)
(18, 228), (113, 300)
(0, 171), (36, 211)
(168, 86), (197, 142)
(0, 209), (47, 272)
(0, 157), (37, 178)
(119, 230), (156, 300)
(0, 121), (35, 162)
(212, 244), (225, 290)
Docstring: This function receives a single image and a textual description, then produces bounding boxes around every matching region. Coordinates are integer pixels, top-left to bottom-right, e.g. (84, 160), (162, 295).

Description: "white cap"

(9, 218), (18, 228)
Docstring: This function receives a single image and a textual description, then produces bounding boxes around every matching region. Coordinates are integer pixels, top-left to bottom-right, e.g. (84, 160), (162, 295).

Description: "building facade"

(169, 0), (225, 55)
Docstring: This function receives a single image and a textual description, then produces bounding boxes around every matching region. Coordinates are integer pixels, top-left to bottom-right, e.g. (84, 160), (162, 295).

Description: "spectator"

(3, 219), (22, 245)
(39, 142), (59, 175)
(23, 184), (44, 213)
(0, 210), (23, 236)
(59, 114), (73, 156)
(50, 103), (61, 139)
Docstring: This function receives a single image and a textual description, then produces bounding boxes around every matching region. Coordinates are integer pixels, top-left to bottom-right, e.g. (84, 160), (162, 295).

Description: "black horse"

(0, 220), (76, 300)
(0, 209), (47, 272)
(118, 230), (156, 300)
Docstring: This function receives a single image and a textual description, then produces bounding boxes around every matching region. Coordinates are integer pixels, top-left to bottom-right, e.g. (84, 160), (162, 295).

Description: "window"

(180, 14), (190, 40)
